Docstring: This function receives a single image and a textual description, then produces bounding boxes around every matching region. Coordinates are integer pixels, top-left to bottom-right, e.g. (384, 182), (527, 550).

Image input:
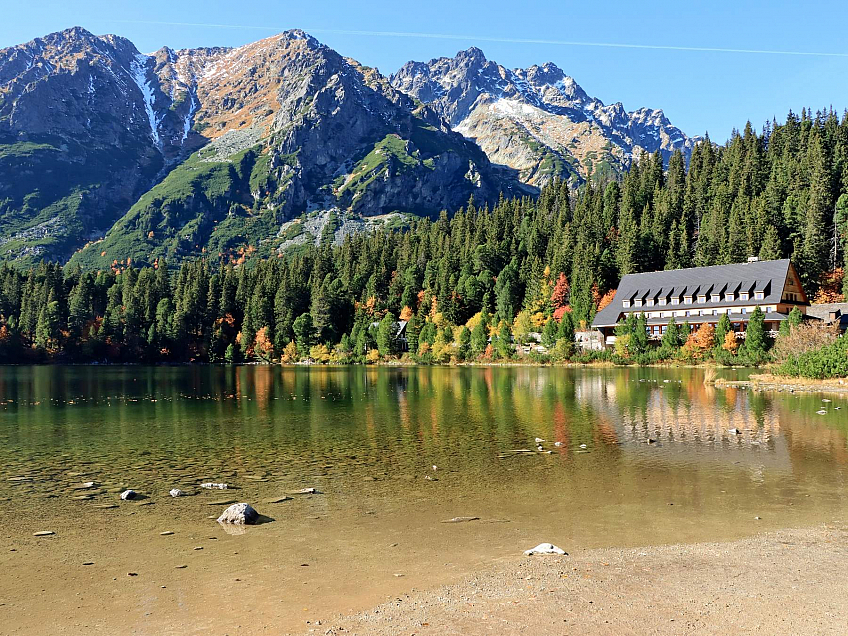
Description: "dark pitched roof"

(592, 259), (794, 328)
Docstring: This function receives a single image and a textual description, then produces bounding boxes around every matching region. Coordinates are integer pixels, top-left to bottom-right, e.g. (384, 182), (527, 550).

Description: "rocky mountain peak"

(391, 47), (696, 187)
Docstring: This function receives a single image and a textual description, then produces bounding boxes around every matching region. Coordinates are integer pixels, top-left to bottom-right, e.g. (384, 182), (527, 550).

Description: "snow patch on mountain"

(130, 54), (162, 149)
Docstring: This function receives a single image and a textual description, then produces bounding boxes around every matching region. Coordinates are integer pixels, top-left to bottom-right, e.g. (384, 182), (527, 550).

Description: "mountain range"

(0, 27), (696, 268)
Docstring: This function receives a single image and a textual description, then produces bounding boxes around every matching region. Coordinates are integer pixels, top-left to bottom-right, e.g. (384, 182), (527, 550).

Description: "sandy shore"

(717, 373), (848, 394)
(302, 524), (848, 635)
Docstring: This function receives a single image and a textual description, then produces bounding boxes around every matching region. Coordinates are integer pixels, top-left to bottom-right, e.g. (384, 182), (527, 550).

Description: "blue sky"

(3, 1), (847, 141)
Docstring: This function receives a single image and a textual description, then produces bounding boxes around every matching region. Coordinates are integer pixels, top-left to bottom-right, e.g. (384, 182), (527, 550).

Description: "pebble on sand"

(33, 531), (55, 537)
(524, 543), (567, 556)
(160, 531), (174, 536)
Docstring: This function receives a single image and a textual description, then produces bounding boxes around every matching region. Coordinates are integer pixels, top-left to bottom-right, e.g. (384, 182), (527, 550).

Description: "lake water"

(1, 365), (847, 634)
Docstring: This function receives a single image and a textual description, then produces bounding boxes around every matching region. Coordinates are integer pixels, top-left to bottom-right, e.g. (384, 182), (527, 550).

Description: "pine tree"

(744, 306), (767, 356)
(715, 314), (732, 348)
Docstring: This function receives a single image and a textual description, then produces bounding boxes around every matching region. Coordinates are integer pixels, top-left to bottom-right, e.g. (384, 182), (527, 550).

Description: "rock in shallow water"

(120, 490), (137, 500)
(217, 503), (259, 525)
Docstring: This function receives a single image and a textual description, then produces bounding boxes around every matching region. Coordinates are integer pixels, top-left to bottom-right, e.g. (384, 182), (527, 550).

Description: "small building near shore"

(805, 303), (848, 333)
(590, 259), (809, 349)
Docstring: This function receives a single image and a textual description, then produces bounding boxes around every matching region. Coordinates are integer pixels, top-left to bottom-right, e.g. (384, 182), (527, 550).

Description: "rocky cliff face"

(0, 27), (190, 263)
(3, 28), (512, 267)
(391, 48), (696, 187)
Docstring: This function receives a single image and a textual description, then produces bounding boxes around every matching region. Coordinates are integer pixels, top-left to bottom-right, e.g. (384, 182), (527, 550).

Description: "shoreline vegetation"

(1, 123), (847, 380)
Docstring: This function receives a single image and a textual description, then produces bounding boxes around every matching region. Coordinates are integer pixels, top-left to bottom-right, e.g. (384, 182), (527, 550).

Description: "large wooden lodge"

(591, 259), (809, 349)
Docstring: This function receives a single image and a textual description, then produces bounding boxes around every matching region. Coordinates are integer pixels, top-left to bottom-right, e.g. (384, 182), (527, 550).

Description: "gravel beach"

(303, 524), (848, 635)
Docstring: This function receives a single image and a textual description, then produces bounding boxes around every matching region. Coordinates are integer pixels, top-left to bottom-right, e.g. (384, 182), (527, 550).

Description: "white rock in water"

(554, 441), (563, 447)
(217, 503), (259, 525)
(535, 438), (545, 443)
(201, 483), (228, 490)
(524, 542), (567, 556)
(169, 489), (187, 498)
(120, 490), (137, 500)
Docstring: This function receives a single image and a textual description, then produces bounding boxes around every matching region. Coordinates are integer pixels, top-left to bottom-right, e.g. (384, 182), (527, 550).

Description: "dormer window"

(754, 291), (764, 301)
(697, 295), (706, 303)
(684, 295), (693, 304)
(671, 297), (680, 306)
(658, 298), (667, 306)
(711, 294), (720, 302)
(740, 292), (749, 301)
(634, 299), (643, 307)
(725, 293), (735, 302)
(646, 299), (654, 307)
(622, 299), (630, 308)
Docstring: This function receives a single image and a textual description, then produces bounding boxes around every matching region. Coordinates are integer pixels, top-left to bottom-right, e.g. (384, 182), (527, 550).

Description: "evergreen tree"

(457, 326), (471, 360)
(541, 318), (558, 348)
(744, 306), (767, 355)
(715, 314), (732, 348)
(376, 312), (397, 356)
(292, 313), (315, 357)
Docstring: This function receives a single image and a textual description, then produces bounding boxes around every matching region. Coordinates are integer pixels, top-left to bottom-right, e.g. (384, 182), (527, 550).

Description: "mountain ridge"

(391, 46), (696, 186)
(1, 27), (694, 268)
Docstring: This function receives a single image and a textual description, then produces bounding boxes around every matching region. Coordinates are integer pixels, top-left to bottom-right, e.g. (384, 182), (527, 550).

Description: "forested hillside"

(1, 110), (847, 364)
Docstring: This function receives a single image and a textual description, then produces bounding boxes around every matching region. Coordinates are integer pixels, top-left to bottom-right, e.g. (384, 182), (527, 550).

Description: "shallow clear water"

(1, 365), (847, 633)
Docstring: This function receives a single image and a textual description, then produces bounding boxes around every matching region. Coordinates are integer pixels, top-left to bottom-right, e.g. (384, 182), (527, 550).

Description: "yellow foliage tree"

(281, 341), (298, 363)
(512, 310), (533, 345)
(721, 329), (738, 353)
(309, 343), (331, 363)
(399, 306), (414, 321)
(366, 349), (380, 364)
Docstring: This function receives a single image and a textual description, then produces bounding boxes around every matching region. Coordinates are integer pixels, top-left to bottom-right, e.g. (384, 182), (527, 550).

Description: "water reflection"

(1, 366), (846, 520)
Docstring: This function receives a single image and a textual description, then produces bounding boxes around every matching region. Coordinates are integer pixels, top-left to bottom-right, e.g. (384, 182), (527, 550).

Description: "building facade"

(591, 259), (809, 349)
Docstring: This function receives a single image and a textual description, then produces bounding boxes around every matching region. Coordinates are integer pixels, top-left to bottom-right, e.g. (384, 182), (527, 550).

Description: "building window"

(740, 292), (749, 301)
(755, 291), (764, 300)
(671, 298), (680, 306)
(647, 299), (654, 307)
(698, 295), (706, 303)
(725, 293), (735, 302)
(711, 294), (720, 302)
(634, 299), (643, 307)
(658, 298), (667, 306)
(622, 300), (630, 308)
(684, 296), (693, 304)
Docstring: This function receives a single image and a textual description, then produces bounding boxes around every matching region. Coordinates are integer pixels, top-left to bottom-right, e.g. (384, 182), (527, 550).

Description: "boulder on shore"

(120, 490), (137, 501)
(217, 503), (259, 525)
(524, 542), (567, 556)
(169, 489), (188, 498)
